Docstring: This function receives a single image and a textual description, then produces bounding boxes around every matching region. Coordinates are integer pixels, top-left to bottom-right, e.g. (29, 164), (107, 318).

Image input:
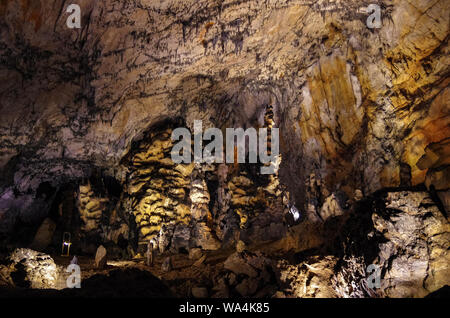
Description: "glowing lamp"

(61, 232), (72, 256)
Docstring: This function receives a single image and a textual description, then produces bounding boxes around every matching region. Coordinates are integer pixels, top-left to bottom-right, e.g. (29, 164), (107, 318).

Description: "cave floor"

(52, 247), (238, 296)
(1, 227), (310, 297)
(50, 237), (292, 297)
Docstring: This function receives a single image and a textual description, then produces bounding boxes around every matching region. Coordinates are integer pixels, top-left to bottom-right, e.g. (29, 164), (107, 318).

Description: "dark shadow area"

(0, 268), (173, 298)
(425, 285), (450, 298)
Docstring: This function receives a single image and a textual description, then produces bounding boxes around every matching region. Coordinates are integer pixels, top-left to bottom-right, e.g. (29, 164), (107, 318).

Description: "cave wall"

(120, 107), (287, 253)
(0, 0), (448, 239)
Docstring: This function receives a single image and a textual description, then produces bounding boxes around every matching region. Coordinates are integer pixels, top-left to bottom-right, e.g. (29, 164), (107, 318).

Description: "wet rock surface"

(0, 0), (447, 234)
(0, 0), (448, 298)
(29, 218), (56, 251)
(94, 245), (107, 269)
(333, 190), (450, 298)
(5, 248), (58, 289)
(372, 191), (450, 297)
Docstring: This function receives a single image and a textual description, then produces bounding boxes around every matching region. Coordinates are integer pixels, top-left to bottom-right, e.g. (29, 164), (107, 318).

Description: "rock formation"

(3, 248), (58, 289)
(0, 0), (448, 298)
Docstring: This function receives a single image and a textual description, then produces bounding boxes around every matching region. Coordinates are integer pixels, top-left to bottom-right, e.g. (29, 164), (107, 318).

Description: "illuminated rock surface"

(3, 248), (58, 289)
(0, 0), (448, 298)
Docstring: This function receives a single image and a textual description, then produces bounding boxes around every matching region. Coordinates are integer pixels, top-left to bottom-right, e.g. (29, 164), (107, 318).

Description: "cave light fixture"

(61, 232), (72, 256)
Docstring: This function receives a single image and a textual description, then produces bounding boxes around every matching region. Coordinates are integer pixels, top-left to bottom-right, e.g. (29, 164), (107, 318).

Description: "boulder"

(191, 223), (221, 251)
(94, 245), (107, 269)
(373, 191), (450, 297)
(171, 225), (190, 252)
(158, 225), (174, 253)
(224, 252), (258, 278)
(8, 248), (58, 289)
(193, 254), (206, 267)
(29, 218), (56, 251)
(0, 265), (14, 287)
(275, 256), (339, 298)
(245, 251), (271, 271)
(191, 287), (208, 298)
(332, 191), (450, 298)
(236, 240), (246, 253)
(235, 278), (259, 297)
(70, 256), (78, 265)
(189, 248), (203, 260)
(161, 257), (172, 272)
(212, 278), (229, 298)
(227, 273), (237, 286)
(319, 193), (346, 221)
